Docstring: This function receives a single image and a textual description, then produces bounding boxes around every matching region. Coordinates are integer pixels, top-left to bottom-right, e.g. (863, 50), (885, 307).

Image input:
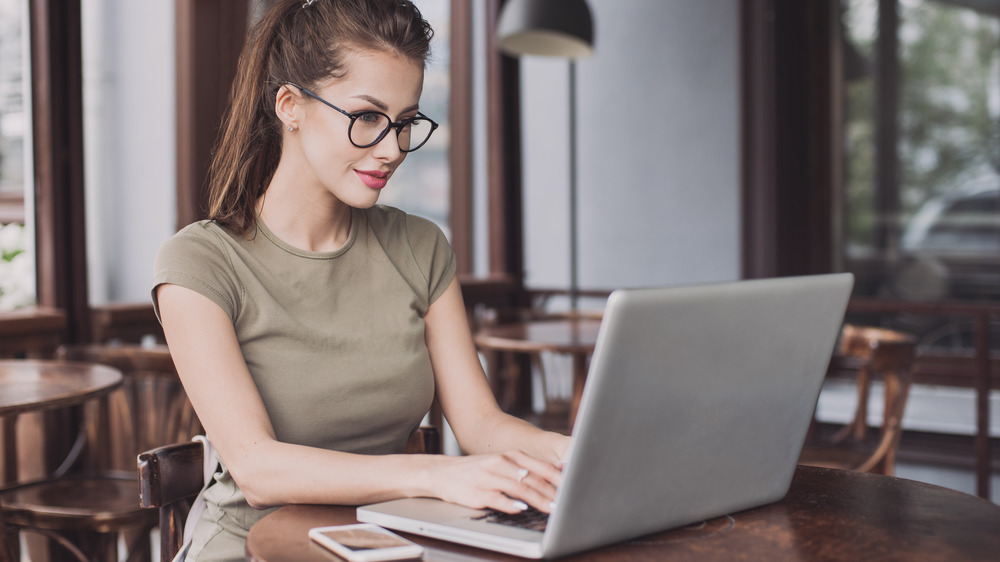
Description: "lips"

(355, 169), (390, 189)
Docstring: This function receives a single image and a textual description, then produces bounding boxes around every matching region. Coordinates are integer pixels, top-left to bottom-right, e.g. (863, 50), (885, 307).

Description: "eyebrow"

(351, 94), (419, 115)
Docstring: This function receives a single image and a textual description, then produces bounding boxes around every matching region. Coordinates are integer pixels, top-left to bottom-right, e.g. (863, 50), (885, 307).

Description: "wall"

(83, 0), (175, 305)
(519, 0), (741, 298)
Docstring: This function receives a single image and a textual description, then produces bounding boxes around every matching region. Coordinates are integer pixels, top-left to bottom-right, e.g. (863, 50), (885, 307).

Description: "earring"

(287, 125), (295, 132)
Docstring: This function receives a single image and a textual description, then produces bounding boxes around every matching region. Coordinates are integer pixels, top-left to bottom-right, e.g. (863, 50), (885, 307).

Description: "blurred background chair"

(799, 324), (917, 476)
(473, 291), (604, 435)
(0, 343), (201, 562)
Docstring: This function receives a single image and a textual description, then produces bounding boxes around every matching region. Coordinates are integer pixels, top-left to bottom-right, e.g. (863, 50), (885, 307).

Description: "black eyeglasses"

(286, 82), (438, 153)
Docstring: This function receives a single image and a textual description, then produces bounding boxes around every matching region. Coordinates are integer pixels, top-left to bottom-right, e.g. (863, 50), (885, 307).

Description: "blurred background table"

(474, 316), (602, 429)
(0, 359), (123, 482)
(0, 359), (123, 561)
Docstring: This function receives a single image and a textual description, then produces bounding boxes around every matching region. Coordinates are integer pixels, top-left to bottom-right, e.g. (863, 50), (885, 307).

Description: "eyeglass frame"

(284, 82), (439, 153)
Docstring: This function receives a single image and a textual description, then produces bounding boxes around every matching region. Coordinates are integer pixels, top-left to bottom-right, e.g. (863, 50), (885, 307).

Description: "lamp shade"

(497, 0), (594, 59)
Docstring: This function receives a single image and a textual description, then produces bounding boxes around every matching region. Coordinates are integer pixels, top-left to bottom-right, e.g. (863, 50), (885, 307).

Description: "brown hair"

(206, 0), (433, 236)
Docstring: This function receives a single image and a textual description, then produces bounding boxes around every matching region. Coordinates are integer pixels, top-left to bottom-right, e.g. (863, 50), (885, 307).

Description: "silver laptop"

(358, 273), (854, 559)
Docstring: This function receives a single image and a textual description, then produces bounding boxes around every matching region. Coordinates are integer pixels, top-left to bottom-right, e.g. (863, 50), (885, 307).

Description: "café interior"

(0, 0), (998, 560)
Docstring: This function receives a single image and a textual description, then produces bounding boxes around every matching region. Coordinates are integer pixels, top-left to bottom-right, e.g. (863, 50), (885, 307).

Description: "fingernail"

(512, 500), (529, 511)
(549, 501), (557, 510)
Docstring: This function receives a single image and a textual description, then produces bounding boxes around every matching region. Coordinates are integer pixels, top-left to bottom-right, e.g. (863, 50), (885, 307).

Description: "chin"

(348, 193), (382, 210)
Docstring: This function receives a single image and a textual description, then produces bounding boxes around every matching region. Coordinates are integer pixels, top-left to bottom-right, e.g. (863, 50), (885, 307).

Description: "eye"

(356, 112), (386, 127)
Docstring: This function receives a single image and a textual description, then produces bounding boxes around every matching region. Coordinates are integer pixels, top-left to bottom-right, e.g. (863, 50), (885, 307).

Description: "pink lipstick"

(355, 169), (389, 189)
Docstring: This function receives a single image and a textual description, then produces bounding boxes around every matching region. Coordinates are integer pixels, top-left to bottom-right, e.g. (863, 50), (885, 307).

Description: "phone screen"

(318, 528), (413, 552)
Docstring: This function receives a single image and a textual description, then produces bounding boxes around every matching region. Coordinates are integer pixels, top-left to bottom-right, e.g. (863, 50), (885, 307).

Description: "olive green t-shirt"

(151, 205), (455, 561)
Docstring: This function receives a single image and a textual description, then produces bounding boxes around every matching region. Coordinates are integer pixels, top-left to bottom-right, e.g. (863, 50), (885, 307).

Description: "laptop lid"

(360, 273), (854, 559)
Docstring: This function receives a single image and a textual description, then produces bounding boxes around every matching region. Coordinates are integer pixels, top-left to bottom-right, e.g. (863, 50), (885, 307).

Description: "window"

(378, 0), (451, 238)
(0, 0), (35, 311)
(841, 0), (1000, 305)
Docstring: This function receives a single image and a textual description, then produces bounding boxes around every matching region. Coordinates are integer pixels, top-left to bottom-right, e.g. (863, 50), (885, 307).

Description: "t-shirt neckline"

(254, 207), (360, 259)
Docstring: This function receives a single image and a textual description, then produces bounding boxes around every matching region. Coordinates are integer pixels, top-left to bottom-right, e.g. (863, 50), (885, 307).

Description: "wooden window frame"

(29, 0), (90, 343)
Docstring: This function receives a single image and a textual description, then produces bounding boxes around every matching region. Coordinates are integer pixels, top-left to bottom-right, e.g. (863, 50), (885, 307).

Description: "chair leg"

(123, 527), (153, 562)
(0, 523), (14, 562)
(19, 528), (89, 562)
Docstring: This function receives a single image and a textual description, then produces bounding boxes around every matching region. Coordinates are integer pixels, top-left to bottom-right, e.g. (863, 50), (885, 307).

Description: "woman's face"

(293, 49), (424, 209)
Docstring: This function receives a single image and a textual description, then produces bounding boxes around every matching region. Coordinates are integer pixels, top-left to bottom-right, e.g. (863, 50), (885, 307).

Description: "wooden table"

(474, 316), (602, 427)
(245, 465), (1000, 561)
(0, 359), (123, 562)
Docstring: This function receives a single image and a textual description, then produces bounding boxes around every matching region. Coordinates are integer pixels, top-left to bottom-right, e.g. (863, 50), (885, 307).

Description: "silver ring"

(516, 468), (529, 483)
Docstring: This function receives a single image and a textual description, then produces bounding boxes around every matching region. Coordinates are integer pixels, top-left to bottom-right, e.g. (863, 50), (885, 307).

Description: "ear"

(275, 84), (300, 130)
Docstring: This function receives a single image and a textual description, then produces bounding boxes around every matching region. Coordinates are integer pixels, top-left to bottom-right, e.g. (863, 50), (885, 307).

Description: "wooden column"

(29, 0), (89, 343)
(175, 0), (249, 230)
(449, 0), (474, 275)
(740, 0), (779, 279)
(486, 0), (524, 282)
(741, 0), (837, 278)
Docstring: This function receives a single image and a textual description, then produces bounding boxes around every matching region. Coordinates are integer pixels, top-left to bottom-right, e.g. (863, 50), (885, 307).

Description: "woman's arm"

(423, 277), (570, 464)
(156, 283), (442, 509)
(158, 281), (566, 513)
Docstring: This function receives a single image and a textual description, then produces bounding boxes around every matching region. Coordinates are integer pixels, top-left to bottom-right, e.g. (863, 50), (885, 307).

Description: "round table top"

(0, 359), (124, 417)
(473, 316), (603, 355)
(246, 465), (1000, 562)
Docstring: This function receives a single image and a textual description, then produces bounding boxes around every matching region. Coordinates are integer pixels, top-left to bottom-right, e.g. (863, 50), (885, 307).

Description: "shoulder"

(362, 205), (448, 244)
(361, 206), (455, 304)
(157, 220), (231, 259)
(154, 221), (239, 272)
(152, 221), (245, 320)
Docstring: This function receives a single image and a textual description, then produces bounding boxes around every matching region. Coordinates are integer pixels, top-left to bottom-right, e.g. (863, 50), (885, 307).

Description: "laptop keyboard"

(474, 507), (549, 531)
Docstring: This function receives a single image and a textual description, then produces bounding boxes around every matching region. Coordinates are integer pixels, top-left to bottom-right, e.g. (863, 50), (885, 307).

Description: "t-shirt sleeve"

(404, 214), (457, 306)
(151, 223), (242, 323)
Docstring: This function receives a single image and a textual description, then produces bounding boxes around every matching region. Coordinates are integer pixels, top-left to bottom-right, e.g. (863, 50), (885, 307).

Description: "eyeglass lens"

(350, 112), (435, 152)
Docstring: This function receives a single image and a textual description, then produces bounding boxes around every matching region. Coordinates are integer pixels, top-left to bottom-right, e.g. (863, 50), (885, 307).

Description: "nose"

(371, 128), (403, 161)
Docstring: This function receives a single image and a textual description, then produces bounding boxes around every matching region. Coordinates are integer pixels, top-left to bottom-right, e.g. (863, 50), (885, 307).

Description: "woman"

(153, 0), (569, 559)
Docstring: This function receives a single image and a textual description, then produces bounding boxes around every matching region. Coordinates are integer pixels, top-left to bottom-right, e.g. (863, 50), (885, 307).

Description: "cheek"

(301, 133), (356, 169)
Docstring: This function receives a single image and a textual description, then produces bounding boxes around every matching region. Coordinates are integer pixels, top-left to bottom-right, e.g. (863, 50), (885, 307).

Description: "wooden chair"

(799, 324), (917, 476)
(138, 426), (441, 562)
(0, 344), (202, 562)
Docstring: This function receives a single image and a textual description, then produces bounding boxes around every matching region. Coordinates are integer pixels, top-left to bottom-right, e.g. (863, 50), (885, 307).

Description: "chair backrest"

(137, 441), (205, 561)
(89, 302), (165, 345)
(137, 426), (441, 561)
(55, 343), (203, 471)
(802, 324), (916, 475)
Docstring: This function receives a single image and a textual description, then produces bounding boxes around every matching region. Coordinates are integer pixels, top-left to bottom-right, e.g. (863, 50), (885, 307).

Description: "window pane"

(0, 0), (36, 311)
(377, 0), (451, 239)
(843, 0), (1000, 304)
(0, 0), (26, 201)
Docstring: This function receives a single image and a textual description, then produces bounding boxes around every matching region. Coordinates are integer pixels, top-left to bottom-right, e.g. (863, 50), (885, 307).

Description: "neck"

(258, 167), (353, 253)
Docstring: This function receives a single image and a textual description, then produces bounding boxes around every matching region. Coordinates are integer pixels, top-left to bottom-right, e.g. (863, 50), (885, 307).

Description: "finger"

(516, 472), (559, 513)
(494, 469), (558, 513)
(516, 467), (529, 484)
(496, 459), (557, 498)
(482, 491), (532, 514)
(506, 451), (565, 488)
(517, 469), (557, 498)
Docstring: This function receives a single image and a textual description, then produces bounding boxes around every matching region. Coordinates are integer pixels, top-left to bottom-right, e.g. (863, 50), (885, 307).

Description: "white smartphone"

(308, 523), (424, 562)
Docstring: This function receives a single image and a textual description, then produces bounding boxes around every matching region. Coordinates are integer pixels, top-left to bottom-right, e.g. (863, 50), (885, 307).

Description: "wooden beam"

(175, 0), (249, 231)
(449, 0), (474, 275)
(29, 0), (89, 343)
(486, 0), (524, 281)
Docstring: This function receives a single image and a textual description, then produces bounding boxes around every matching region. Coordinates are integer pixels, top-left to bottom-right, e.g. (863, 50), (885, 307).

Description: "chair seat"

(0, 472), (155, 533)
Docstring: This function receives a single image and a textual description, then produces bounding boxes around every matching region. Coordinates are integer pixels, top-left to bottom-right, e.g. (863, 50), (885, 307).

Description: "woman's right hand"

(425, 450), (564, 514)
